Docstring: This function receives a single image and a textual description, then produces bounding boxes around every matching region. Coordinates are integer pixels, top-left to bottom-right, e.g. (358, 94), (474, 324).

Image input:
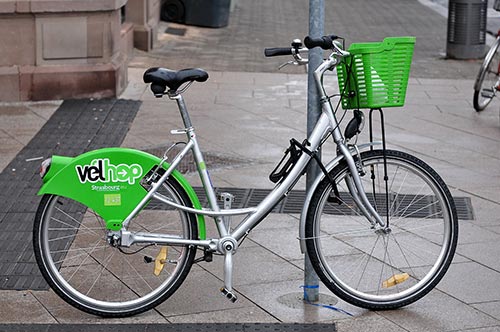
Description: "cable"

(118, 244), (155, 255)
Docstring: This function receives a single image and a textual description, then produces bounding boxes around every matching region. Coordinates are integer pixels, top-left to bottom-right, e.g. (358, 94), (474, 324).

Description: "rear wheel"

(33, 178), (198, 317)
(306, 149), (458, 309)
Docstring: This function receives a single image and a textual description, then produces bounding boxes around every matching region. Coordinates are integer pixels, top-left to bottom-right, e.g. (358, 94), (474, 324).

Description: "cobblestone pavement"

(131, 0), (483, 79)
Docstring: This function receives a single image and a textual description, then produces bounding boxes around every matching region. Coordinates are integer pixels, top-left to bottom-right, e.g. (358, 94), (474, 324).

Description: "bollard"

(446, 0), (487, 59)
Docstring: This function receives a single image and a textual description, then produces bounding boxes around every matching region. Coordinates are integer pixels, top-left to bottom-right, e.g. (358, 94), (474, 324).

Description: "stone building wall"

(0, 0), (139, 101)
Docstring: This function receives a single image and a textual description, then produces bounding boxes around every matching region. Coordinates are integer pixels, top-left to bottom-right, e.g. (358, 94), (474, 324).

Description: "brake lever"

(277, 42), (309, 70)
(332, 40), (350, 57)
(278, 60), (296, 70)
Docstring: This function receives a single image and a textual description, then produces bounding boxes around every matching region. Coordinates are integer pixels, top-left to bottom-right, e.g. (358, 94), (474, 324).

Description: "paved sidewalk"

(0, 0), (500, 331)
(131, 0), (483, 79)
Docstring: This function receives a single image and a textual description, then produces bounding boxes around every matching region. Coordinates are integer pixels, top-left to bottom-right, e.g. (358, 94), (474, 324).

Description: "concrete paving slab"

(461, 327), (500, 332)
(26, 101), (61, 120)
(201, 242), (303, 287)
(334, 312), (407, 332)
(237, 279), (366, 323)
(379, 290), (499, 332)
(31, 290), (166, 324)
(167, 307), (280, 323)
(247, 223), (304, 262)
(155, 265), (252, 318)
(0, 290), (56, 324)
(457, 222), (500, 244)
(472, 301), (500, 321)
(457, 243), (500, 272)
(250, 213), (301, 231)
(486, 225), (500, 235)
(436, 261), (500, 304)
(0, 138), (23, 172)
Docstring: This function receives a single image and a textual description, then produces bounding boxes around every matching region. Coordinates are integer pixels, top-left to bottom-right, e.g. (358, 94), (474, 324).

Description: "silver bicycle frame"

(120, 49), (385, 250)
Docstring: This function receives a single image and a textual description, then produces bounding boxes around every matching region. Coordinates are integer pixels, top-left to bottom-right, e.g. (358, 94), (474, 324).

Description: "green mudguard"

(38, 147), (206, 239)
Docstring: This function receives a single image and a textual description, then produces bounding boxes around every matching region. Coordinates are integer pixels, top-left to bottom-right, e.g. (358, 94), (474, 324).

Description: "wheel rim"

(313, 154), (453, 304)
(38, 182), (193, 313)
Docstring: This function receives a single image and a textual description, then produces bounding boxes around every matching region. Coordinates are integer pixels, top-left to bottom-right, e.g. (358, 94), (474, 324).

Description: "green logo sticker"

(75, 158), (143, 185)
(104, 194), (122, 206)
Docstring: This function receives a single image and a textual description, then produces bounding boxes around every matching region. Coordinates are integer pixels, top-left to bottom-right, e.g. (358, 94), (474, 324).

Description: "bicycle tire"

(473, 37), (500, 112)
(305, 149), (458, 310)
(33, 177), (198, 317)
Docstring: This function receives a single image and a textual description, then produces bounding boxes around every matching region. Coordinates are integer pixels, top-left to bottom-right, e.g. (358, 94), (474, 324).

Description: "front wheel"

(305, 149), (458, 310)
(33, 177), (198, 317)
(473, 37), (500, 112)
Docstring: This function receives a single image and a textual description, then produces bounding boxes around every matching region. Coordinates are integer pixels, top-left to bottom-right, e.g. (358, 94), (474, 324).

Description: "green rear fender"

(38, 147), (206, 239)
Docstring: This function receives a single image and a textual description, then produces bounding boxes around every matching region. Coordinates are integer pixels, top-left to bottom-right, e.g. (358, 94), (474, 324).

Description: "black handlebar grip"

(304, 35), (338, 50)
(264, 47), (293, 57)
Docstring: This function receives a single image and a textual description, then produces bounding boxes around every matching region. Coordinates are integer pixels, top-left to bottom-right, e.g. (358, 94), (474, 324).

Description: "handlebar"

(303, 35), (339, 50)
(264, 34), (346, 59)
(264, 47), (293, 57)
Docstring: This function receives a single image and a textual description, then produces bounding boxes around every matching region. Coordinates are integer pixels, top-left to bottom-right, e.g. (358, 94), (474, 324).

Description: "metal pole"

(304, 0), (324, 303)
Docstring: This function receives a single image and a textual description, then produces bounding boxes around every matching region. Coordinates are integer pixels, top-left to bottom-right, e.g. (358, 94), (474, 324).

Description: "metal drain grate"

(193, 187), (474, 220)
(0, 99), (141, 291)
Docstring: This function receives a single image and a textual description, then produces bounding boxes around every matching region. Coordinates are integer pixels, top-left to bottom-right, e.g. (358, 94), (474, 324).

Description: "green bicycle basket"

(337, 36), (416, 109)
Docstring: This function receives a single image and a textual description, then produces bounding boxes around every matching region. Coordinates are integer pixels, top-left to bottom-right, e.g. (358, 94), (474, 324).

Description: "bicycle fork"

(314, 54), (386, 229)
(338, 143), (386, 228)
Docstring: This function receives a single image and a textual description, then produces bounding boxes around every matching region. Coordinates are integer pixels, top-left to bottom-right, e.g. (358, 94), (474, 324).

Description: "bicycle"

(473, 0), (500, 111)
(33, 34), (459, 317)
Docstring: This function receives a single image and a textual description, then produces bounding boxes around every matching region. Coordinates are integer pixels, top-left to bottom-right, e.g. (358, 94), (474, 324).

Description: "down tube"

(231, 113), (332, 241)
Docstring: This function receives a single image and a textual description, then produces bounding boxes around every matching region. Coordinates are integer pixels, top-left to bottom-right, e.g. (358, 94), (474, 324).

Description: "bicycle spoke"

(122, 255), (155, 292)
(86, 250), (117, 296)
(391, 233), (417, 276)
(65, 239), (107, 284)
(53, 206), (100, 236)
(52, 246), (109, 265)
(357, 233), (381, 290)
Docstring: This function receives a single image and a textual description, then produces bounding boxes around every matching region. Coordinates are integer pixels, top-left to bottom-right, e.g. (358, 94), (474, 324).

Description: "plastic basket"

(337, 36), (416, 109)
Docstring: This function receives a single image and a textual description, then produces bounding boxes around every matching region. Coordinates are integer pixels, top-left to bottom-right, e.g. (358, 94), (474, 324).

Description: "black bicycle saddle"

(143, 67), (209, 95)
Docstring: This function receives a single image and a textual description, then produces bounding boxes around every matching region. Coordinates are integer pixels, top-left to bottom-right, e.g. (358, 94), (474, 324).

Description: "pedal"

(203, 249), (213, 262)
(154, 246), (168, 276)
(220, 287), (238, 303)
(193, 249), (213, 264)
(481, 89), (495, 98)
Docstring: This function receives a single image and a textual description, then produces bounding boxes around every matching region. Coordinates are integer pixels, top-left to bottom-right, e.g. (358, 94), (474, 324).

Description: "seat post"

(170, 94), (193, 129)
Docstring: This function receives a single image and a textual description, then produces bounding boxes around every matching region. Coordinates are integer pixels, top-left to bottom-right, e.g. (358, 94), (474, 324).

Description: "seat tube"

(189, 129), (228, 236)
(171, 93), (228, 236)
(171, 94), (193, 129)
